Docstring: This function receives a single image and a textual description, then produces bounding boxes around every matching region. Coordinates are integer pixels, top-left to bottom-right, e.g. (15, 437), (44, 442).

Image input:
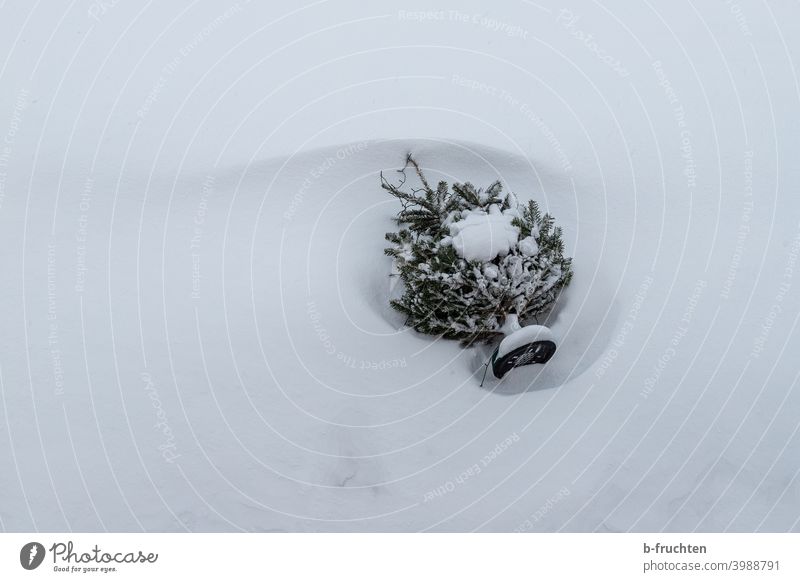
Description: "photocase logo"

(20, 542), (46, 570)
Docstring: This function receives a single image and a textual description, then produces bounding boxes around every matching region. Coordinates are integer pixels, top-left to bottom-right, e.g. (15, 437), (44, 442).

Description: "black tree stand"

(479, 320), (557, 386)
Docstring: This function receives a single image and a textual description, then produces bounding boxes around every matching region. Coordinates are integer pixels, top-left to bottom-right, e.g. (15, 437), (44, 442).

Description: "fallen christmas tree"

(383, 154), (573, 352)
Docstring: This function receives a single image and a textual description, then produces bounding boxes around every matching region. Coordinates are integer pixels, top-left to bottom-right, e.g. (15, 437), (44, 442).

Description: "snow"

(0, 0), (798, 534)
(496, 326), (556, 359)
(449, 205), (519, 262)
(500, 313), (523, 335)
(518, 236), (539, 257)
(482, 264), (499, 280)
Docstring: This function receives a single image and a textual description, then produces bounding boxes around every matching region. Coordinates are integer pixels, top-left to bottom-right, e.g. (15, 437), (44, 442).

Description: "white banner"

(1, 533), (797, 581)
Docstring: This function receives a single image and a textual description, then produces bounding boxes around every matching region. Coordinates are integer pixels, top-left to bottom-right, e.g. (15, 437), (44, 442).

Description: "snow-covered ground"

(0, 0), (799, 532)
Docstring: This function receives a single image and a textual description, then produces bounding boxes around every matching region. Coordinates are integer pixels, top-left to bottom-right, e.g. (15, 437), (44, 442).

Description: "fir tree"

(383, 154), (573, 345)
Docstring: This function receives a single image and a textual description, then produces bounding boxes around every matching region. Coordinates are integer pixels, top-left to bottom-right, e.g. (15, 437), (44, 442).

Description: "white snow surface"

(449, 205), (519, 262)
(0, 0), (798, 533)
(496, 326), (556, 360)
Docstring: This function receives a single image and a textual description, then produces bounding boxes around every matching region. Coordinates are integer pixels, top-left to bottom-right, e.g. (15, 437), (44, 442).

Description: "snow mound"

(448, 204), (519, 262)
(496, 325), (556, 359)
(518, 235), (539, 257)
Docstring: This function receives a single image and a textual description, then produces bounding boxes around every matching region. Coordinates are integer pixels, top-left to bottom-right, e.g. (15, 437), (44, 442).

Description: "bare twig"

(405, 153), (433, 194)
